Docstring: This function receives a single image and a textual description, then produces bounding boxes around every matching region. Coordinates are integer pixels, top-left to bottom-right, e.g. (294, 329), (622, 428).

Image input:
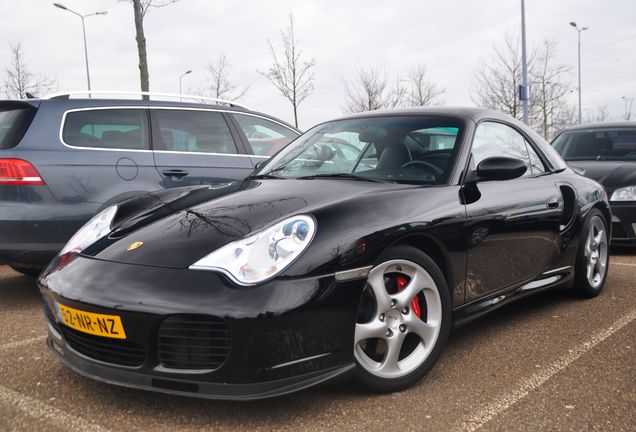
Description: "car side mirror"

(475, 156), (527, 181)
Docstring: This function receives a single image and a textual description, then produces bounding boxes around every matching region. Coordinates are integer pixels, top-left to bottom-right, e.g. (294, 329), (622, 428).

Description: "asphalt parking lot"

(1, 253), (634, 432)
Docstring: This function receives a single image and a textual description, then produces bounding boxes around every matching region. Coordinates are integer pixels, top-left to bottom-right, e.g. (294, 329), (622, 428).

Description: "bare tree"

(471, 32), (576, 139)
(529, 40), (574, 139)
(584, 104), (611, 123)
(404, 63), (445, 106)
(470, 31), (532, 120)
(259, 11), (316, 127)
(201, 52), (249, 101)
(342, 66), (404, 114)
(3, 42), (56, 99)
(122, 0), (179, 92)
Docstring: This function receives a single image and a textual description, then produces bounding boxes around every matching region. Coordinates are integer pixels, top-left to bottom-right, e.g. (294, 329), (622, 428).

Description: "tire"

(572, 208), (609, 298)
(353, 244), (451, 393)
(9, 265), (42, 278)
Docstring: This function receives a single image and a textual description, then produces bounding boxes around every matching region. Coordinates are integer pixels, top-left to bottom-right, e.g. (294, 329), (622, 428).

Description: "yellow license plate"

(56, 302), (127, 339)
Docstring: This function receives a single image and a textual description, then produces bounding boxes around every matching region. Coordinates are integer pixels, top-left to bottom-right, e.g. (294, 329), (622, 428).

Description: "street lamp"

(179, 70), (192, 101)
(520, 0), (530, 125)
(54, 3), (107, 95)
(622, 96), (633, 120)
(569, 21), (589, 124)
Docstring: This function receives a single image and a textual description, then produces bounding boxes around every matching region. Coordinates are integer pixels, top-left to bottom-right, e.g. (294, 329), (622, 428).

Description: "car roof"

(0, 95), (299, 132)
(560, 121), (636, 131)
(324, 106), (521, 126)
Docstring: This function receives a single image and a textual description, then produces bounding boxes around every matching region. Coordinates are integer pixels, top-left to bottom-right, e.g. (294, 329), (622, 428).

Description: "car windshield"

(257, 116), (464, 185)
(552, 128), (636, 161)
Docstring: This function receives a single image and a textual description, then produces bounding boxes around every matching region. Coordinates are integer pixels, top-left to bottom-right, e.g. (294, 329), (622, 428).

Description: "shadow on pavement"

(0, 266), (41, 307)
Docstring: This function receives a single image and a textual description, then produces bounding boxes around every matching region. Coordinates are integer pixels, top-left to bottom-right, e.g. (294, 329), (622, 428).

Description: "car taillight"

(0, 158), (45, 185)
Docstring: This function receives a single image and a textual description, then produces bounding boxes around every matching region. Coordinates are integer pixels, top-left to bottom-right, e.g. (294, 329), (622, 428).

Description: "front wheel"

(573, 209), (609, 298)
(354, 245), (451, 393)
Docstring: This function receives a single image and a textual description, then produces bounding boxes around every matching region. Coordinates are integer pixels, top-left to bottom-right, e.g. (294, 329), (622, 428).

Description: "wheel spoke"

(407, 317), (437, 346)
(366, 270), (391, 310)
(593, 230), (604, 247)
(584, 234), (592, 258)
(586, 262), (593, 279)
(394, 272), (424, 308)
(354, 320), (386, 345)
(379, 333), (405, 372)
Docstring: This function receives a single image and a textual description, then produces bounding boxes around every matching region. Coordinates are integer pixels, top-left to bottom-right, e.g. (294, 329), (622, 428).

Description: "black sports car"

(552, 121), (636, 246)
(39, 108), (611, 400)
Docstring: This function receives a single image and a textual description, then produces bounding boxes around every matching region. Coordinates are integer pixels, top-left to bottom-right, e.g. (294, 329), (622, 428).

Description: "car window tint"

(472, 122), (531, 177)
(0, 106), (37, 149)
(233, 114), (298, 156)
(525, 140), (546, 174)
(553, 128), (636, 161)
(154, 110), (237, 154)
(63, 109), (149, 150)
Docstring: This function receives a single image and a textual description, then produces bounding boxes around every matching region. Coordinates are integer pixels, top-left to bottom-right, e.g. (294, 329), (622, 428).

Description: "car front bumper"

(610, 202), (636, 246)
(39, 255), (365, 400)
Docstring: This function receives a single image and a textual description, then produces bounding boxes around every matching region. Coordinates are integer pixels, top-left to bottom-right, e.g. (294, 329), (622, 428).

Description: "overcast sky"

(1, 0), (634, 129)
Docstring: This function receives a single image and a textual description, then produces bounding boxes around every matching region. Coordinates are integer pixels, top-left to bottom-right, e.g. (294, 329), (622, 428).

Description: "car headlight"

(611, 186), (636, 201)
(60, 205), (118, 255)
(189, 215), (316, 285)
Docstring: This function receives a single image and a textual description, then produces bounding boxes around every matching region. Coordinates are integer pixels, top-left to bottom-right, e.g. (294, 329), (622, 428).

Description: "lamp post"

(179, 70), (192, 101)
(622, 96), (633, 120)
(569, 21), (589, 124)
(520, 0), (530, 125)
(54, 3), (107, 95)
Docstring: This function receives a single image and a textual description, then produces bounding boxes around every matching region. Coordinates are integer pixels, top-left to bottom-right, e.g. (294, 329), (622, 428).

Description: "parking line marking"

(612, 262), (636, 267)
(461, 308), (636, 432)
(0, 336), (46, 351)
(0, 384), (109, 432)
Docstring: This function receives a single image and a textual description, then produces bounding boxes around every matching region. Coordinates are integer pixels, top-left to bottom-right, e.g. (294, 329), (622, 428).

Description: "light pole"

(179, 70), (192, 101)
(622, 96), (633, 120)
(54, 3), (107, 94)
(520, 0), (530, 125)
(569, 21), (589, 124)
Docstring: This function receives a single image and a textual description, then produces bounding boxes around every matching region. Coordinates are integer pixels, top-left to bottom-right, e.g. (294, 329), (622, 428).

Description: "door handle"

(546, 196), (560, 209)
(162, 169), (189, 181)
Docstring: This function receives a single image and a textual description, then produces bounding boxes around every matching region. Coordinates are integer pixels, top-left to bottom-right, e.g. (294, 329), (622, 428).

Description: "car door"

(54, 107), (163, 204)
(150, 108), (254, 188)
(463, 121), (562, 302)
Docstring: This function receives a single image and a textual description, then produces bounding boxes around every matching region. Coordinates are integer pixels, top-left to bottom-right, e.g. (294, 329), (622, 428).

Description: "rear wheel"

(354, 245), (451, 392)
(573, 209), (609, 298)
(9, 265), (41, 278)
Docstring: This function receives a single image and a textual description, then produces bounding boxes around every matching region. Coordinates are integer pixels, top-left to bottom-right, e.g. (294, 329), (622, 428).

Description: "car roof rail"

(41, 90), (250, 110)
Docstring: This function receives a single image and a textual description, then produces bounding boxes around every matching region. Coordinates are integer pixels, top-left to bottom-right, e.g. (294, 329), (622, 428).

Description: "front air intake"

(157, 315), (231, 370)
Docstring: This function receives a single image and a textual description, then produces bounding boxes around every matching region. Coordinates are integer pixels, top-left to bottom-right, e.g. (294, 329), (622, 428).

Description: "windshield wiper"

(246, 173), (285, 180)
(295, 173), (385, 182)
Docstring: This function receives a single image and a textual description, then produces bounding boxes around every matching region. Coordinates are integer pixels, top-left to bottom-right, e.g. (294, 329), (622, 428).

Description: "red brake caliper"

(395, 276), (421, 318)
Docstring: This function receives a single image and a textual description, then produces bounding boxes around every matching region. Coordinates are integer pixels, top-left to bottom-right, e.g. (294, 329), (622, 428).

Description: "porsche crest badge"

(127, 241), (144, 251)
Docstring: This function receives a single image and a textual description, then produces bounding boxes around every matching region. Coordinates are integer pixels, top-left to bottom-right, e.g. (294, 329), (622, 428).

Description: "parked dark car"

(552, 121), (636, 246)
(40, 107), (610, 400)
(0, 92), (299, 275)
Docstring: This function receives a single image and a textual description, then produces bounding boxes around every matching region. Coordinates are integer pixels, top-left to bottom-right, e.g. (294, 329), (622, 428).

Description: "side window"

(525, 140), (546, 174)
(233, 114), (298, 156)
(472, 122), (531, 177)
(63, 109), (149, 150)
(154, 110), (237, 154)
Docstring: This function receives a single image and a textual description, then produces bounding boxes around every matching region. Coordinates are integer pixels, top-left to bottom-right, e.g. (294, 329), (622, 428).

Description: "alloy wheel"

(584, 215), (608, 289)
(354, 259), (442, 379)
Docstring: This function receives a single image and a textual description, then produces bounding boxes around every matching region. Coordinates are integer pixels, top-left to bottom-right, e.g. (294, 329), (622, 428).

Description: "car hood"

(566, 161), (636, 194)
(88, 179), (419, 269)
